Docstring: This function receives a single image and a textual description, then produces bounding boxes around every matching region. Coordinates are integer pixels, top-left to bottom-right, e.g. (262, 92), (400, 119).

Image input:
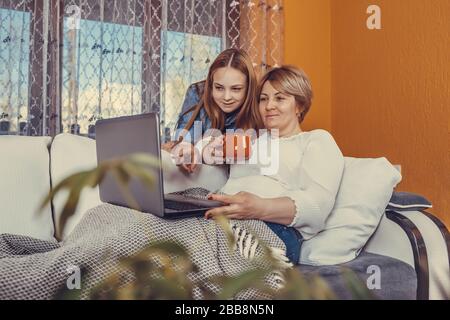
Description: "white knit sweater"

(220, 129), (345, 240)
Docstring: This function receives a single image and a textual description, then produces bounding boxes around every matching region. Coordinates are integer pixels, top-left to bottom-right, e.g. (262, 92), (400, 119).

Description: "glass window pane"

(0, 8), (30, 135)
(161, 30), (222, 130)
(62, 18), (142, 135)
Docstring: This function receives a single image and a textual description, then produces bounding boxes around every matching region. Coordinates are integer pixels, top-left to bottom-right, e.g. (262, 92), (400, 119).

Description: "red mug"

(222, 134), (251, 161)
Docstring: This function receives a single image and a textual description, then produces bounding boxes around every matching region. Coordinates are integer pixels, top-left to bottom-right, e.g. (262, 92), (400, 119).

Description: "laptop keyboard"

(164, 200), (206, 211)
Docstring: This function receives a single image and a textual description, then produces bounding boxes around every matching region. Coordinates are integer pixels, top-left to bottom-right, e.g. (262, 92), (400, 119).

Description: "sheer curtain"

(240, 0), (284, 74)
(0, 0), (284, 138)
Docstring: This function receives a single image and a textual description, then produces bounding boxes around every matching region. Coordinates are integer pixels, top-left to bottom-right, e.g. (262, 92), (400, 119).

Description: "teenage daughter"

(163, 48), (262, 173)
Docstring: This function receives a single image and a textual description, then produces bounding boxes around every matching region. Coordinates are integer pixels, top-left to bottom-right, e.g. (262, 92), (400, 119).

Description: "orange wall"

(331, 0), (450, 227)
(285, 0), (450, 227)
(284, 0), (332, 132)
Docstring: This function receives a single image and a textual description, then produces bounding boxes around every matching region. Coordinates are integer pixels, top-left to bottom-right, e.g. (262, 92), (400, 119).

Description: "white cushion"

(299, 157), (402, 266)
(0, 136), (55, 241)
(51, 134), (103, 240)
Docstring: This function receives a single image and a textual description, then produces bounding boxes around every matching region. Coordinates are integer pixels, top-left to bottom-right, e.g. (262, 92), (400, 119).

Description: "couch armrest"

(364, 210), (450, 300)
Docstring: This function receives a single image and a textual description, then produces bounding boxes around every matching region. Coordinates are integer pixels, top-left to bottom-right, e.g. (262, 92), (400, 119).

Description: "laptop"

(95, 113), (224, 218)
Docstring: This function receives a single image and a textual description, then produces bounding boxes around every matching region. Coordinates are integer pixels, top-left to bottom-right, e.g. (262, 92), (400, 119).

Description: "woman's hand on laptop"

(205, 192), (297, 225)
(204, 192), (267, 220)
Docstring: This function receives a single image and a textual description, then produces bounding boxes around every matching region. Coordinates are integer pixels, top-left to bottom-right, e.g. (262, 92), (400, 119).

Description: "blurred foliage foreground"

(40, 153), (375, 300)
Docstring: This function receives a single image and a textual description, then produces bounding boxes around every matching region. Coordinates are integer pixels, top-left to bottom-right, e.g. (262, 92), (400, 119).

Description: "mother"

(206, 66), (345, 264)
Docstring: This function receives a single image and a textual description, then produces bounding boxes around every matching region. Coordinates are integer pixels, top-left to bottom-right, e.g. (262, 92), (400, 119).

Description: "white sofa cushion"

(0, 136), (55, 241)
(299, 157), (402, 266)
(51, 134), (103, 240)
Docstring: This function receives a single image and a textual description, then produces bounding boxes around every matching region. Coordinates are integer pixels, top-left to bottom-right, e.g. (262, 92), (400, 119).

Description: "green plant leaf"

(125, 241), (190, 263)
(308, 274), (337, 300)
(215, 268), (269, 300)
(212, 214), (236, 250)
(140, 277), (191, 300)
(122, 161), (156, 191)
(111, 167), (140, 211)
(128, 153), (162, 167)
(276, 268), (312, 300)
(57, 171), (95, 239)
(39, 170), (93, 212)
(84, 166), (106, 188)
(89, 272), (123, 300)
(340, 267), (377, 300)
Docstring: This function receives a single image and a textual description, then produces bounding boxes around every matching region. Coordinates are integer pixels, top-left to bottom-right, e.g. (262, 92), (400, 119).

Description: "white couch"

(0, 134), (448, 299)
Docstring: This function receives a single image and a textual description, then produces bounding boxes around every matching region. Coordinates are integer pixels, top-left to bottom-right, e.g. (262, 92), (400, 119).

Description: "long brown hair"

(182, 48), (263, 133)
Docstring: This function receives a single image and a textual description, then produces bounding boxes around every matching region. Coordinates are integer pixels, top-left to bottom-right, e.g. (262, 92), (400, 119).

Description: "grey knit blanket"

(0, 204), (290, 300)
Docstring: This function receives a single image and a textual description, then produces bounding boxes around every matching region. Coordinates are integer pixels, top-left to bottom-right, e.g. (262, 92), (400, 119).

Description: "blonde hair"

(182, 48), (263, 132)
(257, 65), (313, 123)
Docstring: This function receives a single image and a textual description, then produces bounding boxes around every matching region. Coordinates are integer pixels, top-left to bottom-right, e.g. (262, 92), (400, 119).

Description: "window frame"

(0, 0), (240, 136)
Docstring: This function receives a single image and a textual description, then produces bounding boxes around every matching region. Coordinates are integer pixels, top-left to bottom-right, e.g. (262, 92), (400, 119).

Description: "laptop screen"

(95, 113), (166, 217)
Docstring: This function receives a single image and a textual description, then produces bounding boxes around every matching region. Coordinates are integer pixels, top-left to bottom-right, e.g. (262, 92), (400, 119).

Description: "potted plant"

(0, 112), (10, 135)
(18, 114), (27, 136)
(70, 123), (80, 135)
(88, 113), (103, 139)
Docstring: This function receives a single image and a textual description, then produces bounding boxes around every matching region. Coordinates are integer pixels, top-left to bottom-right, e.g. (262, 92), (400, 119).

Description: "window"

(61, 24), (222, 137)
(62, 18), (143, 135)
(0, 0), (242, 137)
(161, 30), (222, 131)
(0, 8), (31, 134)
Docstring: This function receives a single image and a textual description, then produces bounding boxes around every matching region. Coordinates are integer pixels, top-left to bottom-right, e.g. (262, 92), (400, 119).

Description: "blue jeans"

(265, 222), (304, 265)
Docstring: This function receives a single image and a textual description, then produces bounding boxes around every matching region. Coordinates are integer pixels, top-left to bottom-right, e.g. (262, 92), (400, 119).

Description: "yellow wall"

(285, 0), (450, 227)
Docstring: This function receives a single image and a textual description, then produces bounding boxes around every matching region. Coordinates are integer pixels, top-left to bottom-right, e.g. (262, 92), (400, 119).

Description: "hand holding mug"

(222, 133), (251, 162)
(203, 136), (224, 165)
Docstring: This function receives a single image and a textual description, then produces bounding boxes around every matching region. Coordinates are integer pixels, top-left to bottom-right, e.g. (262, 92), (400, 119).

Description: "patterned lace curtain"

(0, 0), (283, 138)
(240, 0), (284, 75)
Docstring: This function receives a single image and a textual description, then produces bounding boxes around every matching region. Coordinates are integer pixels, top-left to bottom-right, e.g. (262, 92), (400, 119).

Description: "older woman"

(206, 66), (345, 264)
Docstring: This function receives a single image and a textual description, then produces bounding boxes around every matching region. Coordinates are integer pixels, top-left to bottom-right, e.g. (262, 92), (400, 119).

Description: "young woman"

(163, 48), (262, 173)
(205, 66), (345, 264)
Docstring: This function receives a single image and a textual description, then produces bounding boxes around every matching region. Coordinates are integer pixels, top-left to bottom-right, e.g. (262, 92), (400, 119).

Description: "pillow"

(51, 134), (103, 240)
(386, 191), (432, 211)
(0, 136), (55, 241)
(299, 157), (402, 266)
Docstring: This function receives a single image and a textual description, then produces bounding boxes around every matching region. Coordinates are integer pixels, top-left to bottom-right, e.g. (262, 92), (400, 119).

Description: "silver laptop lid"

(95, 113), (165, 216)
